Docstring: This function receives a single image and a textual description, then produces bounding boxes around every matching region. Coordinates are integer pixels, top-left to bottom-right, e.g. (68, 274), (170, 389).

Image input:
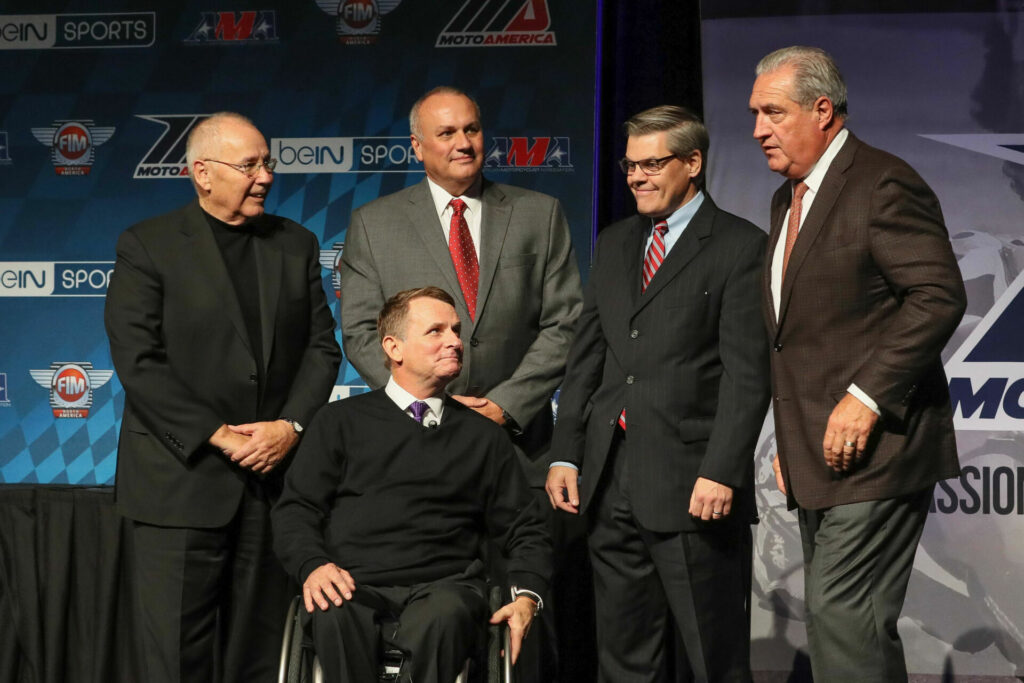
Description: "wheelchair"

(277, 585), (514, 683)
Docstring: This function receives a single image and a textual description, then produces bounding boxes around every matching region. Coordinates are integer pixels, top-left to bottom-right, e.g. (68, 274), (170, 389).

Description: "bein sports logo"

(485, 136), (572, 172)
(271, 136), (422, 173)
(315, 0), (403, 45)
(31, 120), (115, 176)
(319, 242), (344, 298)
(30, 362), (112, 419)
(0, 372), (10, 407)
(134, 114), (211, 179)
(184, 11), (278, 43)
(945, 269), (1024, 431)
(437, 0), (555, 47)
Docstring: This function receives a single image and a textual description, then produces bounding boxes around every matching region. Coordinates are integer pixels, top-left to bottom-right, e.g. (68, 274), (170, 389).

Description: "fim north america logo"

(315, 0), (404, 45)
(30, 362), (112, 418)
(31, 120), (115, 176)
(320, 242), (344, 298)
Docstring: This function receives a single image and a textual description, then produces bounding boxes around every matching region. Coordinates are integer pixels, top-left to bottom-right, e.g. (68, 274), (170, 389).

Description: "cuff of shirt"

(549, 461), (578, 470)
(848, 384), (881, 416)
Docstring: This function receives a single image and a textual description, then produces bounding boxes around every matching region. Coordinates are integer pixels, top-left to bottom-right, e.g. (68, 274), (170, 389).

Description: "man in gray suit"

(339, 86), (583, 680)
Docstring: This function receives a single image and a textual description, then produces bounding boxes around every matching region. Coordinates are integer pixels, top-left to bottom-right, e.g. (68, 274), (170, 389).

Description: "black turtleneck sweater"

(203, 210), (265, 386)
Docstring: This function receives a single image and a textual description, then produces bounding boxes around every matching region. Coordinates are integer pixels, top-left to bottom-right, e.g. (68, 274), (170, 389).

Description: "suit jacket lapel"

(765, 185), (789, 333)
(181, 202), (252, 357)
(475, 180), (510, 332)
(254, 229), (282, 374)
(632, 196), (714, 316)
(405, 179), (467, 316)
(776, 135), (857, 328)
(604, 216), (645, 318)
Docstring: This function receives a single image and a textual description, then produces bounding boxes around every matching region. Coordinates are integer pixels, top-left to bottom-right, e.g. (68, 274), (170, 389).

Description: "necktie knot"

(408, 400), (430, 424)
(450, 198), (467, 217)
(793, 180), (809, 201)
(653, 220), (668, 237)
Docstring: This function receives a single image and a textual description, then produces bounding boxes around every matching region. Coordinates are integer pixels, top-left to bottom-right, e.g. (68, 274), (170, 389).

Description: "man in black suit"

(272, 287), (550, 683)
(545, 106), (770, 682)
(105, 112), (341, 683)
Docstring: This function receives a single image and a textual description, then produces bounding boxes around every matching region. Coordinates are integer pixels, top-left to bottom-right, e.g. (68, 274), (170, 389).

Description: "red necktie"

(448, 198), (479, 320)
(619, 220), (670, 430)
(782, 181), (809, 283)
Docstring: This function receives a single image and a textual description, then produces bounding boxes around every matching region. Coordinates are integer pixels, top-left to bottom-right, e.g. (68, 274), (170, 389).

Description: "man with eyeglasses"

(545, 105), (770, 682)
(105, 112), (341, 683)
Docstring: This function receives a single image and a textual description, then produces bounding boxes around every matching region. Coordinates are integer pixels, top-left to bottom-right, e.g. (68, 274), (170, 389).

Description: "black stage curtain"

(0, 487), (139, 683)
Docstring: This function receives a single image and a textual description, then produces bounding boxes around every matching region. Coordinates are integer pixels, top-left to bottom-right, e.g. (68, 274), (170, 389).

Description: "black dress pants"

(128, 478), (293, 683)
(588, 434), (753, 683)
(309, 571), (489, 683)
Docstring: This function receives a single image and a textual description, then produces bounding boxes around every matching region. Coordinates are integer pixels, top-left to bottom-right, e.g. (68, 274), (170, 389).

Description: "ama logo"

(31, 120), (115, 176)
(945, 269), (1024, 431)
(184, 11), (278, 43)
(485, 136), (572, 171)
(315, 0), (404, 45)
(437, 0), (556, 47)
(30, 361), (113, 418)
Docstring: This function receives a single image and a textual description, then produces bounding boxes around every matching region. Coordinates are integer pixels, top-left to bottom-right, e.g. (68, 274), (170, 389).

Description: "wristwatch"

(510, 585), (544, 612)
(281, 418), (304, 434)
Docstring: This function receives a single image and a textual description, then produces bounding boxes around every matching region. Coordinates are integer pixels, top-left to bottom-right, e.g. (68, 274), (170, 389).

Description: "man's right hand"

(772, 454), (786, 495)
(303, 562), (356, 613)
(545, 466), (580, 514)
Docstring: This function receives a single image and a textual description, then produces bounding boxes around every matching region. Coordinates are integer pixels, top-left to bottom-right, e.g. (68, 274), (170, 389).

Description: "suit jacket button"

(470, 337), (479, 347)
(249, 373), (257, 383)
(626, 375), (634, 385)
(774, 343), (783, 352)
(630, 329), (639, 339)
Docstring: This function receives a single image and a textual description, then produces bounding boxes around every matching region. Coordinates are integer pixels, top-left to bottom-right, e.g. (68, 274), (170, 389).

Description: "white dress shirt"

(426, 176), (483, 261)
(384, 376), (445, 426)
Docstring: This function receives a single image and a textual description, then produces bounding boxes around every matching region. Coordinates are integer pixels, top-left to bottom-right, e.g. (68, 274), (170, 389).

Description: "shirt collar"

(426, 176), (483, 220)
(658, 189), (704, 234)
(385, 376), (445, 422)
(801, 127), (849, 194)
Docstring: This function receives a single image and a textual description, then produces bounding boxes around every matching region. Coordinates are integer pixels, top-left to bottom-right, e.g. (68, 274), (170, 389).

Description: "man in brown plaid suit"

(749, 46), (967, 682)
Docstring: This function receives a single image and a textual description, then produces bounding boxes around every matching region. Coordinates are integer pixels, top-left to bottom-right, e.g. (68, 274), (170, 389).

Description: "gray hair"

(756, 46), (848, 118)
(185, 112), (257, 171)
(409, 86), (481, 139)
(624, 105), (709, 187)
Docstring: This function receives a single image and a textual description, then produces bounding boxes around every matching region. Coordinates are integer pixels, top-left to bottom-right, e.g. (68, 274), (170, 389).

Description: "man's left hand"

(823, 393), (879, 472)
(689, 477), (733, 521)
(489, 596), (537, 665)
(227, 420), (298, 473)
(451, 395), (505, 425)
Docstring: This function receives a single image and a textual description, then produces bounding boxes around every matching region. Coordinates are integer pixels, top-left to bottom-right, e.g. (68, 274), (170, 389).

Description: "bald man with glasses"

(105, 111), (341, 683)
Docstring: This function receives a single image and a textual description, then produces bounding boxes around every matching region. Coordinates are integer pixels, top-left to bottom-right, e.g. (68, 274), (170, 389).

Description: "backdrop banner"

(0, 0), (596, 486)
(701, 3), (1024, 679)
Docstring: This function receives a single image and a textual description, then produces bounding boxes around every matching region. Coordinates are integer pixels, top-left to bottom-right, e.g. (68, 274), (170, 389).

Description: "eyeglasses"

(618, 154), (677, 176)
(203, 157), (277, 178)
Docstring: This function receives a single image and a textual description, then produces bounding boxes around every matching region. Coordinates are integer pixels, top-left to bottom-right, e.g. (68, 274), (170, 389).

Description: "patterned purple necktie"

(408, 400), (429, 424)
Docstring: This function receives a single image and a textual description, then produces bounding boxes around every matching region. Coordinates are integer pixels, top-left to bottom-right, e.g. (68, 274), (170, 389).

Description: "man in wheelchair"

(272, 286), (552, 683)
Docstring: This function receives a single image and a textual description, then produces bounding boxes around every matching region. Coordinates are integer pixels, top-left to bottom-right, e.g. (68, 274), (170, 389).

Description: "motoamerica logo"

(134, 114), (211, 179)
(437, 0), (555, 47)
(315, 0), (403, 45)
(484, 136), (572, 171)
(184, 11), (278, 43)
(945, 269), (1024, 431)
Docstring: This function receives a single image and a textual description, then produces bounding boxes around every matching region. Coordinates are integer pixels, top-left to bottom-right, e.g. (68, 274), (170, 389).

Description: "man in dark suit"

(748, 46), (967, 681)
(545, 105), (770, 682)
(339, 85), (584, 679)
(273, 286), (550, 683)
(105, 112), (341, 683)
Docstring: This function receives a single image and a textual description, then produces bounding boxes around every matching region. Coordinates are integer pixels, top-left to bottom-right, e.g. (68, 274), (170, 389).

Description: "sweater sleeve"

(484, 431), (553, 600)
(271, 404), (343, 583)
